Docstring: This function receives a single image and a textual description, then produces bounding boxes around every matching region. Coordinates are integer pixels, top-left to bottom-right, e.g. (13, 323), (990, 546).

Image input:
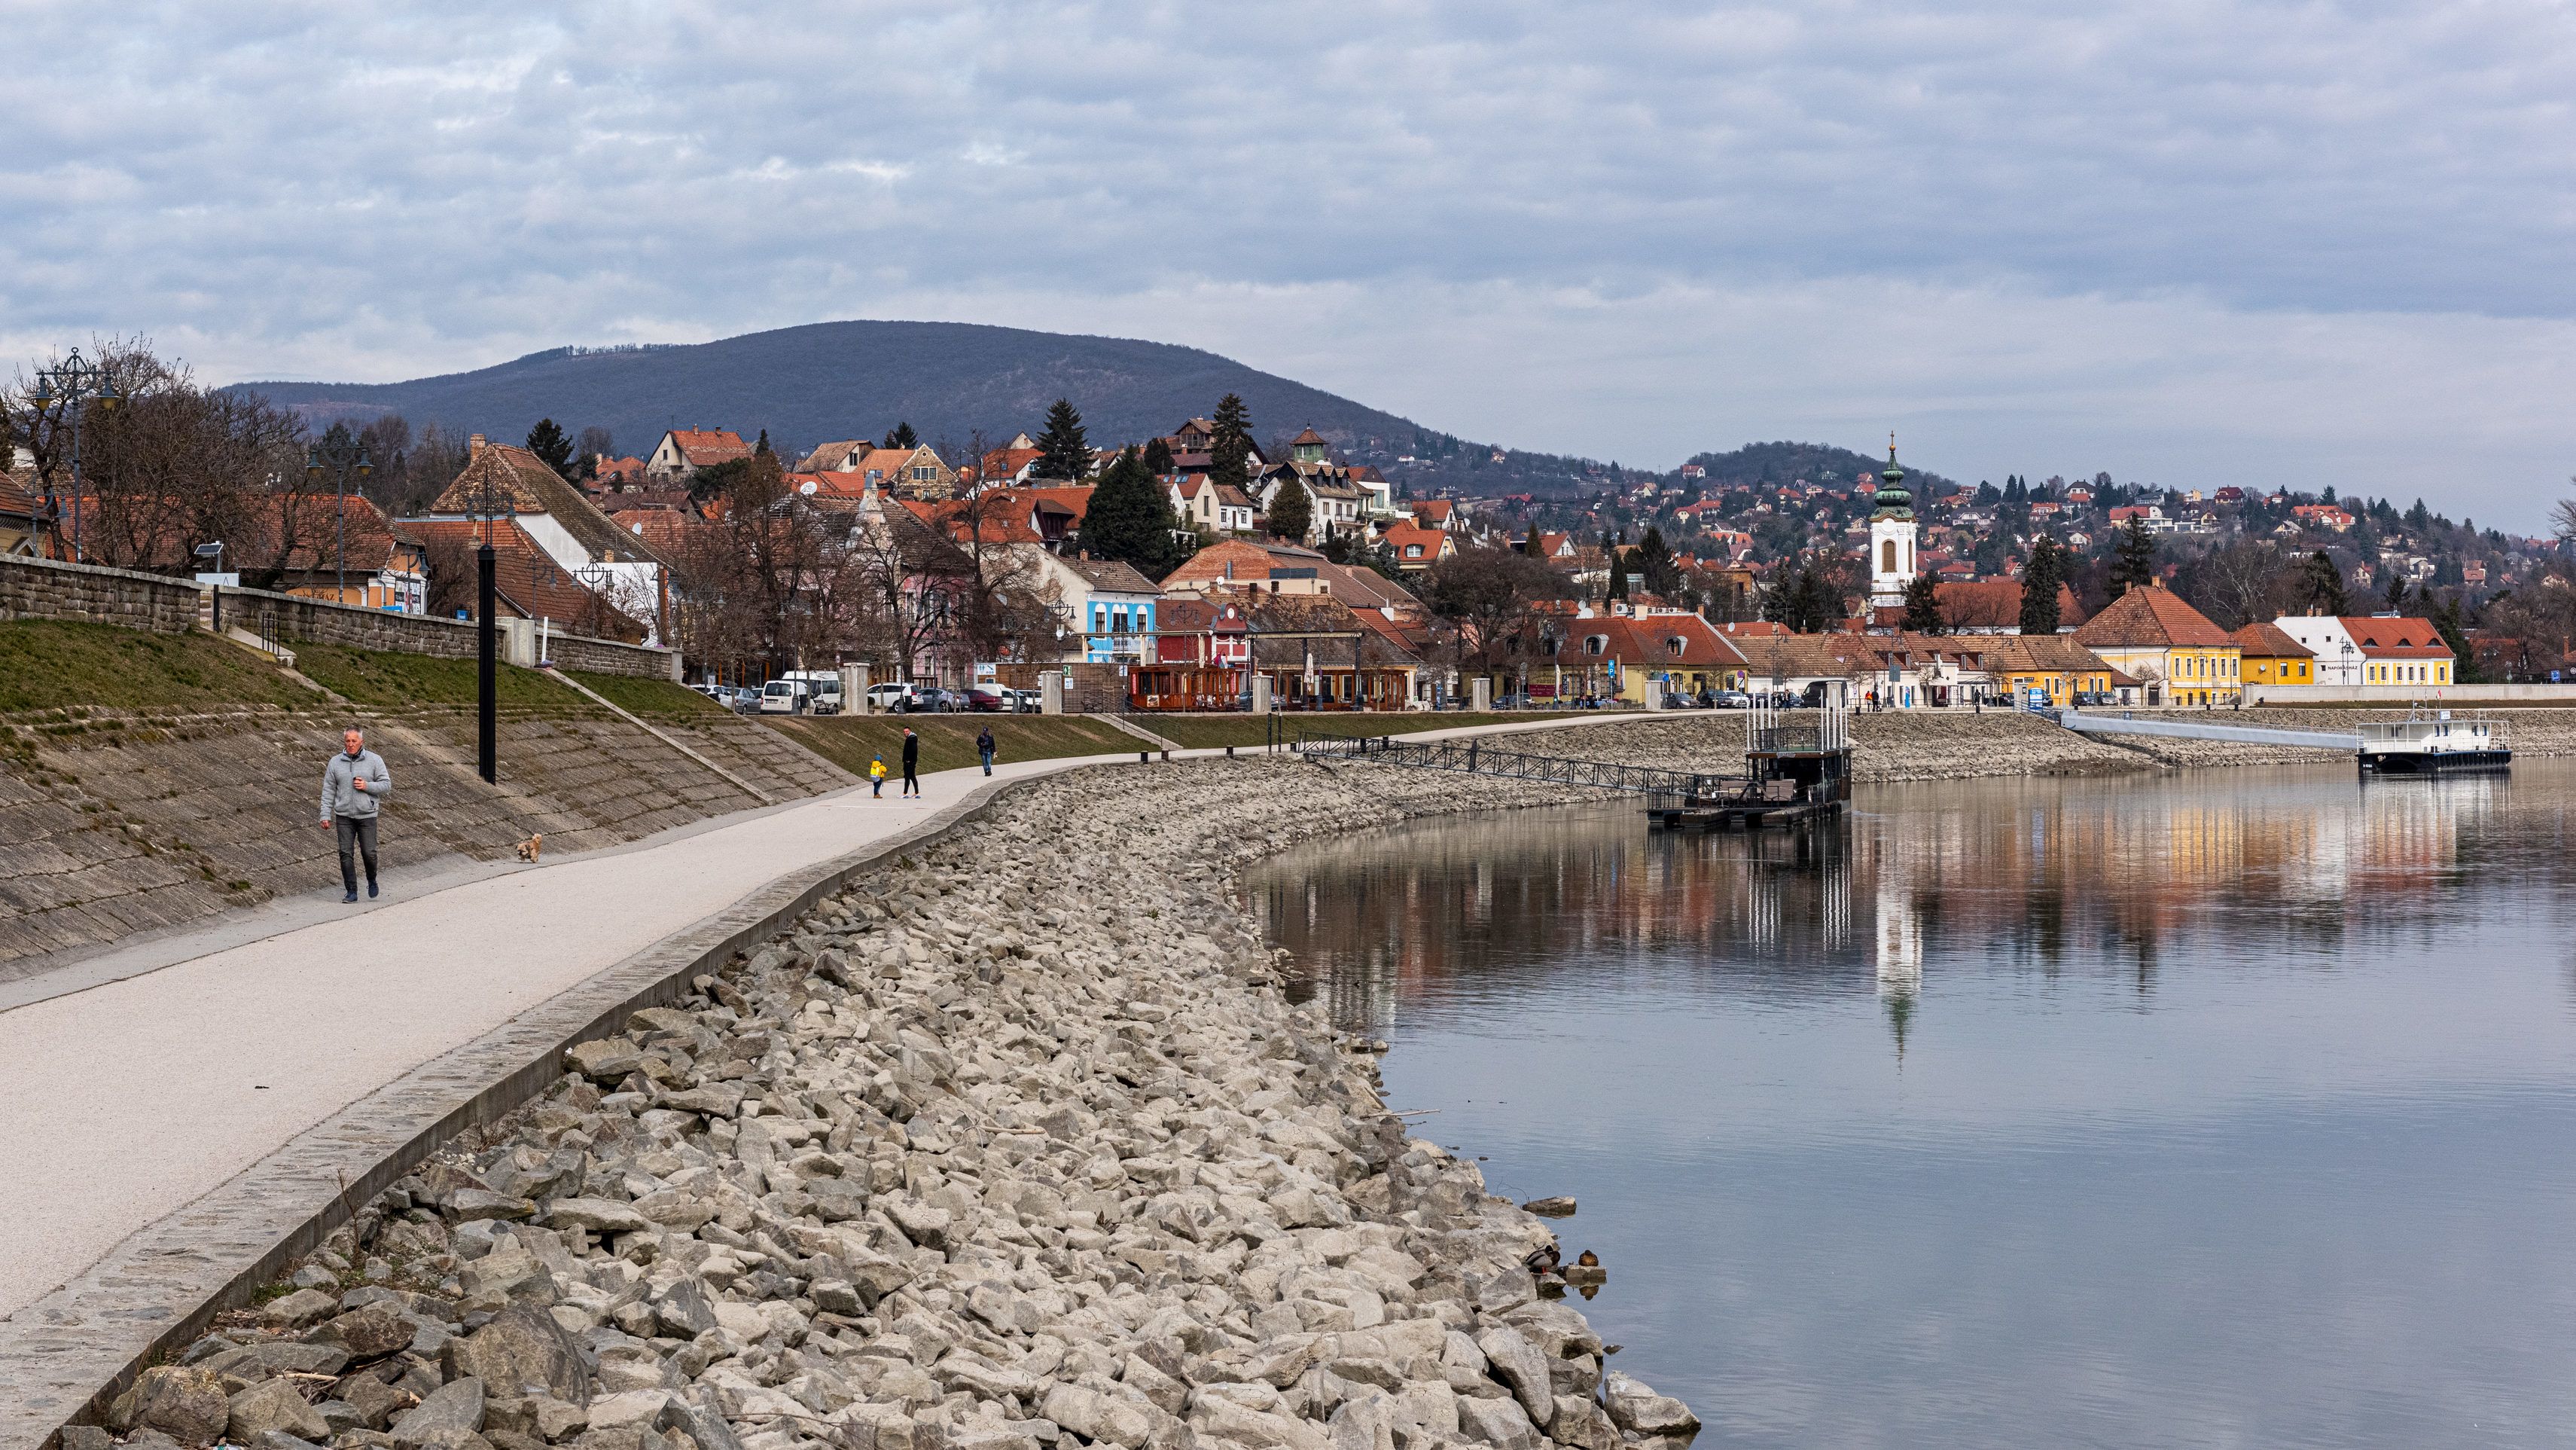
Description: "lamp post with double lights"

(306, 445), (375, 603)
(26, 349), (123, 563)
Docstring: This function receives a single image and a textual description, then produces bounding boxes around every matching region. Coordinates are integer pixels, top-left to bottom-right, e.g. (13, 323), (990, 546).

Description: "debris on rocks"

(92, 761), (1696, 1450)
(1521, 1198), (1578, 1218)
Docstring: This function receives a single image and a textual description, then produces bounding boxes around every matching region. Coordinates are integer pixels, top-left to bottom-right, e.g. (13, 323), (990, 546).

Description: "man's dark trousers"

(335, 815), (379, 896)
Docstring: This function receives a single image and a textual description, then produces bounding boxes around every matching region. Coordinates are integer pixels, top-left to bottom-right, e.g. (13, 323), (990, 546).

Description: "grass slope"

(0, 621), (313, 716)
(289, 643), (566, 711)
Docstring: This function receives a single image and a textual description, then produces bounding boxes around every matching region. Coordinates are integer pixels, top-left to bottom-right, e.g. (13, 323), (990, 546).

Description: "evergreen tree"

(1632, 526), (1681, 600)
(754, 429), (772, 456)
(2431, 595), (2478, 682)
(524, 418), (575, 478)
(1073, 448), (1184, 577)
(2108, 514), (2157, 599)
(1523, 524), (1543, 557)
(1142, 437), (1175, 475)
(1901, 572), (1943, 633)
(2300, 550), (2348, 615)
(1032, 399), (1091, 481)
(1606, 548), (1630, 600)
(2383, 570), (2407, 612)
(883, 422), (919, 449)
(1266, 475), (1312, 541)
(2019, 536), (2064, 635)
(1207, 394), (1254, 492)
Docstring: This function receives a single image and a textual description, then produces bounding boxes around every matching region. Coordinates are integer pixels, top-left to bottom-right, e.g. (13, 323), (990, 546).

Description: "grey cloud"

(0, 0), (2569, 518)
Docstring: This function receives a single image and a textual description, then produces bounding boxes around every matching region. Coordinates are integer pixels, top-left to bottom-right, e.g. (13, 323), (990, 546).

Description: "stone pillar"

(1471, 676), (1492, 713)
(1642, 679), (1665, 710)
(498, 617), (538, 668)
(841, 662), (872, 714)
(1041, 673), (1065, 715)
(1250, 675), (1273, 714)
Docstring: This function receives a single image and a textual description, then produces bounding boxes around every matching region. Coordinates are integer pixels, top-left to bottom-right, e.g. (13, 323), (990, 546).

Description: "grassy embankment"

(0, 619), (315, 716)
(1146, 710), (1575, 749)
(289, 643), (721, 720)
(766, 714), (1142, 777)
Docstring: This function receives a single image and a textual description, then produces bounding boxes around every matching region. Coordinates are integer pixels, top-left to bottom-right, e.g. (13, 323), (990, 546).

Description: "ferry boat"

(2357, 710), (2511, 775)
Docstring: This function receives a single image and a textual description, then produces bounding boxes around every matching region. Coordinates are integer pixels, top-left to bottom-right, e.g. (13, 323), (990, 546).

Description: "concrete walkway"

(0, 754), (1089, 1325)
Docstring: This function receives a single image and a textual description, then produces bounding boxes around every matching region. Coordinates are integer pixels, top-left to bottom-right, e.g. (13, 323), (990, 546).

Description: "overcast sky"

(7, 1), (2572, 525)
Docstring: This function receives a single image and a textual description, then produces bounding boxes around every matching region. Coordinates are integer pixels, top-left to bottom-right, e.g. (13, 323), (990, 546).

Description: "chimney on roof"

(468, 434), (486, 457)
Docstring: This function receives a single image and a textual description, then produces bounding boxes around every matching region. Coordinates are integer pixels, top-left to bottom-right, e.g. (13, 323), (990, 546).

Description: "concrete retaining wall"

(0, 554), (200, 633)
(2248, 682), (2576, 703)
(220, 585), (680, 681)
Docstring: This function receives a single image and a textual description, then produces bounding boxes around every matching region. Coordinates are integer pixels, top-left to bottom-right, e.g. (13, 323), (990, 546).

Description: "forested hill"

(231, 321), (1455, 469)
(1685, 441), (1960, 495)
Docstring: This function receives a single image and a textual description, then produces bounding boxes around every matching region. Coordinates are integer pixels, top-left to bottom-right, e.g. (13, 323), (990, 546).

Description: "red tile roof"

(2072, 584), (2234, 649)
(2339, 615), (2453, 660)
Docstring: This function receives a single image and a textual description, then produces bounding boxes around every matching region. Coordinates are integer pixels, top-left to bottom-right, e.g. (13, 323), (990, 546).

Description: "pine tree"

(2300, 551), (2348, 615)
(1142, 437), (1175, 475)
(524, 418), (574, 478)
(2383, 570), (2406, 612)
(1523, 524), (1543, 557)
(754, 429), (772, 456)
(2108, 514), (2157, 599)
(2019, 536), (2064, 635)
(1606, 548), (1630, 600)
(1207, 394), (1254, 492)
(2432, 595), (2477, 682)
(1267, 475), (1312, 541)
(1073, 447), (1183, 577)
(1632, 526), (1681, 600)
(1901, 572), (1942, 632)
(1032, 399), (1090, 481)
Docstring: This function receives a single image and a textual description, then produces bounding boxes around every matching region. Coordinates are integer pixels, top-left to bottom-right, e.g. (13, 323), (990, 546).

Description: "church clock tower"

(1867, 437), (1917, 611)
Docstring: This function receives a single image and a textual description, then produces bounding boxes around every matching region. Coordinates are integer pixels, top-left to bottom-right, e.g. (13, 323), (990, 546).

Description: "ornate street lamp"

(27, 348), (123, 564)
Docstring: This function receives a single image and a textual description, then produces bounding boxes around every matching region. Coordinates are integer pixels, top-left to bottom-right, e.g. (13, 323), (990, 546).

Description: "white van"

(758, 679), (809, 714)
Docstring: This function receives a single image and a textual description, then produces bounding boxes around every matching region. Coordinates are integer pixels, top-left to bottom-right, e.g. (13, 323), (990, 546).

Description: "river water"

(1246, 762), (2576, 1449)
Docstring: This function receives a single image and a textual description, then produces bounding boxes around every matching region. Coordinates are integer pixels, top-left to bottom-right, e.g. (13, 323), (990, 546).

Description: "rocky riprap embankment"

(90, 760), (1695, 1450)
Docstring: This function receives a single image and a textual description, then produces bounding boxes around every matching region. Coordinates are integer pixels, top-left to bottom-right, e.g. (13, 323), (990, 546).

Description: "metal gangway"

(2051, 708), (2361, 751)
(1293, 733), (1742, 803)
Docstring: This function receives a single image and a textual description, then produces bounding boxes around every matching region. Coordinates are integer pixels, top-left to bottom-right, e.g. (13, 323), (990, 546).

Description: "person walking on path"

(901, 727), (921, 797)
(977, 724), (996, 776)
(869, 753), (887, 797)
(319, 727), (392, 902)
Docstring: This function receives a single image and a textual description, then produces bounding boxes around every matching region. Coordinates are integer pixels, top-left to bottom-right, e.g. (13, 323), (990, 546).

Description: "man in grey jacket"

(320, 727), (392, 902)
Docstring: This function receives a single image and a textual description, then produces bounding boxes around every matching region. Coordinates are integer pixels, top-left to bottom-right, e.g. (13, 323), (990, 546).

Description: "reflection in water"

(1247, 764), (2576, 1450)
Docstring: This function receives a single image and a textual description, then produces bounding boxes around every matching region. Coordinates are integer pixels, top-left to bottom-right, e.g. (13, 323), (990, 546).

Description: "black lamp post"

(462, 475), (516, 786)
(27, 348), (124, 564)
(306, 445), (375, 603)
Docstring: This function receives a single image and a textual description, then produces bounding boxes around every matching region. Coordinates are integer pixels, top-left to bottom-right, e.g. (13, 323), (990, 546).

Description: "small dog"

(514, 834), (543, 863)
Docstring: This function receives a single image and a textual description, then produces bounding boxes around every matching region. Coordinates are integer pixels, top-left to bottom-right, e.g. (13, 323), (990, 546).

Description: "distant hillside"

(230, 320), (1962, 502)
(1684, 441), (1959, 496)
(233, 321), (1461, 472)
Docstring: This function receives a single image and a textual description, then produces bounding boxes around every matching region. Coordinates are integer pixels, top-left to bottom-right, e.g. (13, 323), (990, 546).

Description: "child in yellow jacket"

(870, 754), (888, 797)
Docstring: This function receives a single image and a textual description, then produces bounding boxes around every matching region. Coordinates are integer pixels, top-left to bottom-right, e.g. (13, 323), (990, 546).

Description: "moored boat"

(2358, 710), (2510, 774)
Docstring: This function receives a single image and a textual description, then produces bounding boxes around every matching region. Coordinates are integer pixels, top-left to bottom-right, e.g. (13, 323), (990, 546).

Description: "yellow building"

(2231, 621), (2315, 687)
(1988, 634), (2117, 706)
(2071, 582), (2243, 707)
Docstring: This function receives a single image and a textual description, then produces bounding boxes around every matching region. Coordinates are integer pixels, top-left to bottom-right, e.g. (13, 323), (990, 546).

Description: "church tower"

(1867, 437), (1917, 611)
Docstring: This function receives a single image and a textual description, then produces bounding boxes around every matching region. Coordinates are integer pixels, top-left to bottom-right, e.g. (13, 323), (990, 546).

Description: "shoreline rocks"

(115, 759), (1692, 1450)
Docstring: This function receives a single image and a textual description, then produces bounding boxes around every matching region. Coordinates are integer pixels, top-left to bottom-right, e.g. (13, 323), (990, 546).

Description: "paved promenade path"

(0, 754), (1096, 1326)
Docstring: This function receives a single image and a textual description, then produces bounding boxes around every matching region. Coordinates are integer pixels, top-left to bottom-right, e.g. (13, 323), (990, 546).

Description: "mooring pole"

(477, 541), (498, 784)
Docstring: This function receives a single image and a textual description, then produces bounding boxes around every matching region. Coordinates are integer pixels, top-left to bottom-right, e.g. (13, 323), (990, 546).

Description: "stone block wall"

(0, 554), (200, 633)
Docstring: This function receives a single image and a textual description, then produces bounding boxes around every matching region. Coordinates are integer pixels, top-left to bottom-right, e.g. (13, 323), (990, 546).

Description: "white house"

(1002, 545), (1162, 664)
(2271, 615), (2365, 685)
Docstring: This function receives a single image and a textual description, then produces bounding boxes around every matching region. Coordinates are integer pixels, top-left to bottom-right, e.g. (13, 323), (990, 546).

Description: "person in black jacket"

(901, 727), (920, 797)
(977, 724), (996, 776)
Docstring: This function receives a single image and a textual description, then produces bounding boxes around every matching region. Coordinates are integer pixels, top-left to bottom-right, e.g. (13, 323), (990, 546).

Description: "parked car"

(1711, 690), (1752, 710)
(1005, 687), (1041, 713)
(866, 682), (914, 713)
(965, 684), (1012, 712)
(758, 679), (810, 715)
(1658, 691), (1700, 710)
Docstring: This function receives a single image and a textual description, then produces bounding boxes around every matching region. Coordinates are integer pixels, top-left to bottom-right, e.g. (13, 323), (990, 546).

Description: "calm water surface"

(1246, 762), (2576, 1449)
